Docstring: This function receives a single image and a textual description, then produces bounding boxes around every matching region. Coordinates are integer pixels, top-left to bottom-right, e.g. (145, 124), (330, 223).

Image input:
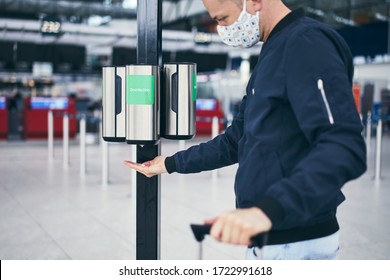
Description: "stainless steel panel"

(164, 64), (177, 136)
(116, 67), (126, 138)
(189, 64), (196, 136)
(102, 67), (116, 139)
(102, 66), (126, 142)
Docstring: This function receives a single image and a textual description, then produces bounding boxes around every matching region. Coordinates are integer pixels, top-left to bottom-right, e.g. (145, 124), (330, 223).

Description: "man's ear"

(247, 0), (262, 13)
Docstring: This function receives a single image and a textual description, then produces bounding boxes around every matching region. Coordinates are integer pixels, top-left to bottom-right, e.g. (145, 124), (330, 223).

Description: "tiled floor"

(0, 133), (389, 260)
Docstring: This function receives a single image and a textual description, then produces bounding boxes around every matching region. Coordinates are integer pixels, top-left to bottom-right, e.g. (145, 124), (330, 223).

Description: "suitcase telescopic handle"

(190, 224), (212, 242)
(190, 224), (268, 248)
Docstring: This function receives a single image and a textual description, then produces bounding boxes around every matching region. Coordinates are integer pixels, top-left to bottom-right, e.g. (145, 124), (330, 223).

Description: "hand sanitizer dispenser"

(162, 63), (196, 140)
(102, 66), (126, 142)
(126, 65), (160, 145)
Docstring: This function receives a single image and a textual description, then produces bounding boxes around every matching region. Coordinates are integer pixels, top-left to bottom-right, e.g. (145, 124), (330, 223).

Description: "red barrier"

(0, 98), (8, 139)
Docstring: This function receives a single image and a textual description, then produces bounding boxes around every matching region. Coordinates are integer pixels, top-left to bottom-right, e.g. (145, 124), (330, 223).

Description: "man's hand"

(124, 156), (167, 178)
(206, 207), (272, 245)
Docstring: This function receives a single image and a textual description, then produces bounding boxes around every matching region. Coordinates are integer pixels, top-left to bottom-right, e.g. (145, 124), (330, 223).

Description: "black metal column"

(136, 0), (162, 260)
(388, 0), (390, 55)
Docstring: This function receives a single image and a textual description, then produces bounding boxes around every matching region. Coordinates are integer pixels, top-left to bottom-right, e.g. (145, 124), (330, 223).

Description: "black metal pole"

(388, 0), (390, 55)
(136, 0), (162, 260)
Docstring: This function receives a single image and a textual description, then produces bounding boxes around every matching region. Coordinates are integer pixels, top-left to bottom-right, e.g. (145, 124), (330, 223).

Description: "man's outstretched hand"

(124, 156), (167, 178)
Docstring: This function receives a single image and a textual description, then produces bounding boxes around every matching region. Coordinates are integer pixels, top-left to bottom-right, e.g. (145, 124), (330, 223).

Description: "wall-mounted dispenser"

(102, 66), (126, 142)
(162, 63), (197, 140)
(126, 65), (160, 145)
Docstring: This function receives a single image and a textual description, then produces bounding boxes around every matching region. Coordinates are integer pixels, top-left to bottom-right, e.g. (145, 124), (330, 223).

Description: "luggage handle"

(190, 224), (268, 248)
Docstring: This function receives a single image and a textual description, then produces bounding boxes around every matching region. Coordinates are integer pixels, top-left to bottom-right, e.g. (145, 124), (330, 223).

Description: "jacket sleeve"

(165, 95), (247, 174)
(257, 29), (367, 227)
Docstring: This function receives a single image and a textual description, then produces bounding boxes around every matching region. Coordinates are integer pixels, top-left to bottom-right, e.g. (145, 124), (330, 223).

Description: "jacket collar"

(266, 8), (305, 42)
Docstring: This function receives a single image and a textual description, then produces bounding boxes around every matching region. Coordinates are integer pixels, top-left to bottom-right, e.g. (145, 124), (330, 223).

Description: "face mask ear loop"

(243, 1), (258, 18)
(237, 0), (247, 21)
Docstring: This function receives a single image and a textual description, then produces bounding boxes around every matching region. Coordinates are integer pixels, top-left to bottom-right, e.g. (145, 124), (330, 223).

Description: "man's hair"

(218, 0), (243, 8)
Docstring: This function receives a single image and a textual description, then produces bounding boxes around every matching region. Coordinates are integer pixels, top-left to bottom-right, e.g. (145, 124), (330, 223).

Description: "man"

(125, 0), (366, 260)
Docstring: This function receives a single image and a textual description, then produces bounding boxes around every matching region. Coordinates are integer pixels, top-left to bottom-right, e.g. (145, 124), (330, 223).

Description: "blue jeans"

(246, 231), (340, 260)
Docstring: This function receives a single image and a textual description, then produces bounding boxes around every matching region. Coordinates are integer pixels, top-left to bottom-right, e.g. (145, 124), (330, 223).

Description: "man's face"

(202, 0), (242, 26)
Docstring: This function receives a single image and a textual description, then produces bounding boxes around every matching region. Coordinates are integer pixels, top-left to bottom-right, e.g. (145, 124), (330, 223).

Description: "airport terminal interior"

(1, 0), (390, 260)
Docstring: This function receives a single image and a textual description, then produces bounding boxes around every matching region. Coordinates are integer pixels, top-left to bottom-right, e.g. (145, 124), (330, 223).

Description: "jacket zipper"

(317, 79), (334, 125)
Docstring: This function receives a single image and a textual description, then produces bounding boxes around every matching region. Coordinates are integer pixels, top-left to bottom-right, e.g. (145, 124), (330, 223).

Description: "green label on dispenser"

(192, 73), (197, 101)
(126, 75), (155, 105)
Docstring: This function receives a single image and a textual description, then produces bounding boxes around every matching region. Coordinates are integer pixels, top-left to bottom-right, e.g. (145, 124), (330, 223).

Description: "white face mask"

(217, 0), (260, 48)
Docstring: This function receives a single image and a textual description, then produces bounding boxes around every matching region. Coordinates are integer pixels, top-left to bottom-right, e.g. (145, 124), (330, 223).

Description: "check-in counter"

(24, 96), (77, 139)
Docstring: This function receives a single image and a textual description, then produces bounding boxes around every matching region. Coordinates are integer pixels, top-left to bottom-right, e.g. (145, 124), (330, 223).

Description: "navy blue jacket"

(165, 9), (366, 244)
